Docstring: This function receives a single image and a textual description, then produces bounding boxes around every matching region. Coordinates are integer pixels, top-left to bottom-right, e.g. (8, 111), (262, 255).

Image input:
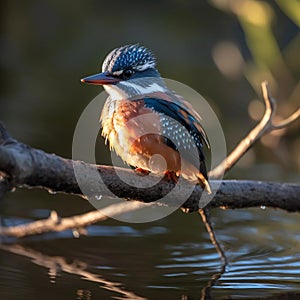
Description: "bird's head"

(81, 44), (165, 100)
(81, 44), (160, 84)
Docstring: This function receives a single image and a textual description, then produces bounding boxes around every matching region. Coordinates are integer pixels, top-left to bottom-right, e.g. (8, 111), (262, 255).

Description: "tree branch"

(0, 129), (299, 212)
(209, 81), (300, 178)
(0, 180), (299, 238)
(0, 81), (299, 238)
(0, 202), (148, 238)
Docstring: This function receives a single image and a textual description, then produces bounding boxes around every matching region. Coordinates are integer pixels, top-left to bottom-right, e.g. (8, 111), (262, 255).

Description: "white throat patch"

(104, 79), (167, 101)
(103, 84), (128, 101)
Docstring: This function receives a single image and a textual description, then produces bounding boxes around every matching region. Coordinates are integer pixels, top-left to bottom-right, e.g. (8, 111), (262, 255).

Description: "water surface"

(1, 192), (299, 299)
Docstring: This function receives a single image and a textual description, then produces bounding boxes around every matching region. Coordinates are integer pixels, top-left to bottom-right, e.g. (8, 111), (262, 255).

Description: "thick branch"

(0, 130), (299, 213)
(0, 180), (299, 238)
(1, 179), (298, 238)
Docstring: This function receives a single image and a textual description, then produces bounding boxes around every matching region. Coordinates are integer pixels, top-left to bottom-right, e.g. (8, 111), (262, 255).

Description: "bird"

(81, 44), (211, 193)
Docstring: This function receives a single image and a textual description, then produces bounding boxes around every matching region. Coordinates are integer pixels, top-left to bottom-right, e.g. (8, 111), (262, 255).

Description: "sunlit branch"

(209, 81), (300, 178)
(0, 202), (146, 238)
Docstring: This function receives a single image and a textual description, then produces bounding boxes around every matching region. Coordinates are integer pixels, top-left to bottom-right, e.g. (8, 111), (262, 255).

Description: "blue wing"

(143, 97), (209, 178)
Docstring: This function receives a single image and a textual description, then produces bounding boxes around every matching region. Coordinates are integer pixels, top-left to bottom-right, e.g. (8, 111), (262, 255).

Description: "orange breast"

(100, 98), (202, 182)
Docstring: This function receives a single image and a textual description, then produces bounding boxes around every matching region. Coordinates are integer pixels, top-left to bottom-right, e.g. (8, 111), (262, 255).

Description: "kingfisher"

(81, 44), (211, 193)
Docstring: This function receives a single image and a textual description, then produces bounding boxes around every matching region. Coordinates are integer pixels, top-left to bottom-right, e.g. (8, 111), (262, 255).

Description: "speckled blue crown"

(102, 44), (156, 73)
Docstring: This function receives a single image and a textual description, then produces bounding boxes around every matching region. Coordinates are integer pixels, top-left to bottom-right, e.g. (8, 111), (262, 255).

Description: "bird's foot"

(163, 171), (179, 183)
(134, 168), (151, 176)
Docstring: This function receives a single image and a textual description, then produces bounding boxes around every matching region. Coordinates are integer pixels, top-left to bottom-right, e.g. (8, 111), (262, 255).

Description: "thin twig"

(209, 81), (300, 178)
(0, 201), (148, 238)
(198, 209), (227, 265)
(198, 208), (228, 299)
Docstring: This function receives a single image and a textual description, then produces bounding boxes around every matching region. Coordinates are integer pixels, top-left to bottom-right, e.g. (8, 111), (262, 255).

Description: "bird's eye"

(123, 69), (134, 78)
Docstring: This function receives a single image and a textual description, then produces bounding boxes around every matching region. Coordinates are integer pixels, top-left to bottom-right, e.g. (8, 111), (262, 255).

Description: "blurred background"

(1, 0), (299, 181)
(0, 1), (299, 299)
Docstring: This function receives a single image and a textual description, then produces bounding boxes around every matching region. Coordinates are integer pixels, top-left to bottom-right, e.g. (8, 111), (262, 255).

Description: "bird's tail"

(198, 160), (211, 194)
(197, 172), (211, 194)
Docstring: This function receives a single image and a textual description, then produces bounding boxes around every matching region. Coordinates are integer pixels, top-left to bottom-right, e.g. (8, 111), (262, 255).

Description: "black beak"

(81, 71), (121, 85)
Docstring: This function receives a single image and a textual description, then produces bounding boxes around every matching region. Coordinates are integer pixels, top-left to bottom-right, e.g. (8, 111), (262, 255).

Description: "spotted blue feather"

(102, 44), (156, 73)
(143, 97), (208, 178)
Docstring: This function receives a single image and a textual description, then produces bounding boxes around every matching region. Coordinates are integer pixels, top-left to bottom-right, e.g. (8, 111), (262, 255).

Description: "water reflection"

(1, 208), (299, 299)
(0, 243), (146, 300)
